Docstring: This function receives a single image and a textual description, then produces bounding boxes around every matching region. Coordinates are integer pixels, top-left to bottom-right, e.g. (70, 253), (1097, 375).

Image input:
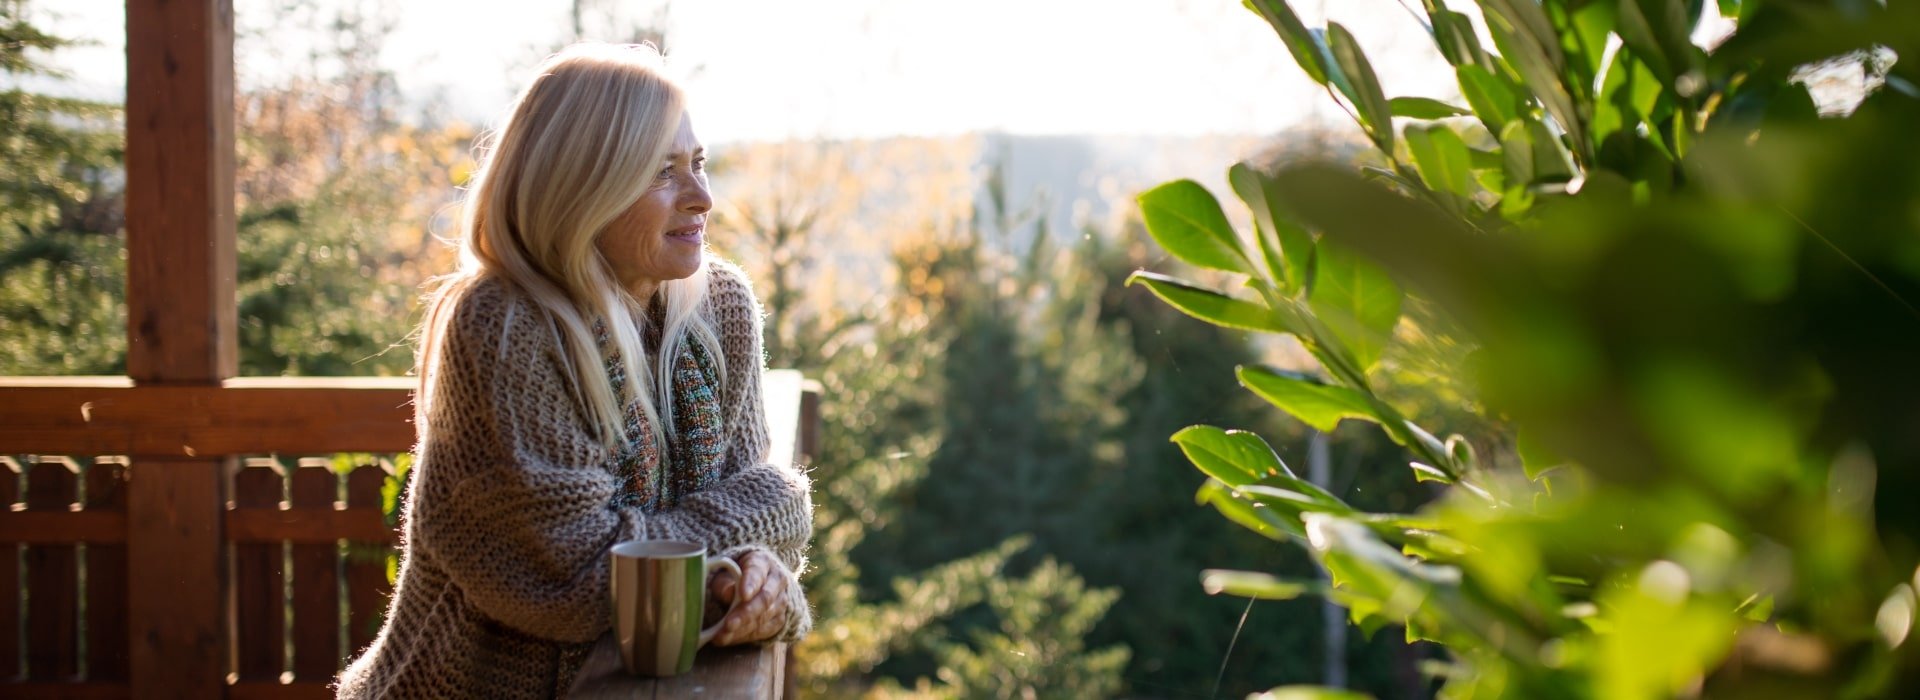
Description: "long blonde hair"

(417, 42), (726, 452)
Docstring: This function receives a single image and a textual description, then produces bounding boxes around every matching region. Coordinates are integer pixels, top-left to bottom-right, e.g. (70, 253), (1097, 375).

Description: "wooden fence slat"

(289, 464), (340, 680)
(344, 464), (392, 657)
(25, 459), (80, 680)
(232, 463), (284, 682)
(2, 458), (20, 681)
(85, 459), (130, 681)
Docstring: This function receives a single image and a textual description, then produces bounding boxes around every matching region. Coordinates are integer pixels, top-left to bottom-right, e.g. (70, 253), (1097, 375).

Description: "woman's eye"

(656, 166), (674, 180)
(692, 157), (706, 172)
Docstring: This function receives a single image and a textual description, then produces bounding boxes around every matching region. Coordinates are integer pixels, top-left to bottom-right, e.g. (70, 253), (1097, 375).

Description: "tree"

(0, 1), (126, 375)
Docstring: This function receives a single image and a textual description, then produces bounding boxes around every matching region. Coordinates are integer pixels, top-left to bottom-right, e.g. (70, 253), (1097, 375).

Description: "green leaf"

(1410, 461), (1453, 483)
(1617, 0), (1702, 91)
(1404, 124), (1476, 202)
(1196, 479), (1300, 540)
(1201, 570), (1325, 600)
(1249, 686), (1375, 700)
(1426, 8), (1487, 68)
(1478, 0), (1590, 162)
(1237, 365), (1380, 432)
(1716, 0), (1739, 18)
(1326, 22), (1395, 154)
(1308, 241), (1403, 372)
(1389, 96), (1470, 119)
(1172, 425), (1297, 487)
(1126, 271), (1284, 333)
(1136, 179), (1250, 274)
(1245, 0), (1329, 86)
(1228, 162), (1313, 293)
(1458, 64), (1522, 135)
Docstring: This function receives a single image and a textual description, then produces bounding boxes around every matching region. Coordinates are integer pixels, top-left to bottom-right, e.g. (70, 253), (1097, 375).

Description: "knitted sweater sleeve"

(406, 278), (811, 644)
(695, 259), (815, 641)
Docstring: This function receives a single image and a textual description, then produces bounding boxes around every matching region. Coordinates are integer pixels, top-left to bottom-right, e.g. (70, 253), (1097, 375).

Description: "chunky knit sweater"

(335, 259), (814, 699)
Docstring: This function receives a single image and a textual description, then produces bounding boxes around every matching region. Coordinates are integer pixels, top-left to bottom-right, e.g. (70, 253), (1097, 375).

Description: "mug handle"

(697, 556), (745, 648)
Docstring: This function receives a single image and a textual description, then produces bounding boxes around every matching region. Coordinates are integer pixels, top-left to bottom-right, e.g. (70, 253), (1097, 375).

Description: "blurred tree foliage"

(1131, 1), (1920, 698)
(721, 144), (1441, 696)
(0, 0), (465, 377)
(0, 1), (126, 374)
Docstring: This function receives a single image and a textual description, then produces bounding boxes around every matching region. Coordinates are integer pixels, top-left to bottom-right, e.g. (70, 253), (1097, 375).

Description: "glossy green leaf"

(1426, 8), (1487, 68)
(1228, 162), (1313, 293)
(1197, 479), (1300, 540)
(1478, 0), (1590, 162)
(1237, 365), (1380, 432)
(1308, 241), (1403, 372)
(1172, 425), (1297, 487)
(1326, 22), (1395, 154)
(1245, 0), (1329, 86)
(1201, 570), (1325, 600)
(1404, 123), (1476, 201)
(1126, 271), (1283, 333)
(1716, 0), (1739, 18)
(1136, 179), (1250, 274)
(1389, 96), (1470, 120)
(1458, 64), (1522, 135)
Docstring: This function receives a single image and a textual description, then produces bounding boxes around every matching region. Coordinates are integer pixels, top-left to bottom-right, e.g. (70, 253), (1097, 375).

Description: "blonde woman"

(335, 43), (812, 699)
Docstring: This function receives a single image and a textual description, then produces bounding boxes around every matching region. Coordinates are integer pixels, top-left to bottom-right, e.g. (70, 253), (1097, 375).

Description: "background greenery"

(1127, 0), (1920, 698)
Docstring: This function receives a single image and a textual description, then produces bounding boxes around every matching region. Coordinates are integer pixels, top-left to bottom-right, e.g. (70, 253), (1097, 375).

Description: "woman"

(336, 43), (813, 699)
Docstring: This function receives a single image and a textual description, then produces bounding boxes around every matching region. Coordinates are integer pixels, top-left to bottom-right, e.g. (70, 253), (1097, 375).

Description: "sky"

(38, 0), (1464, 143)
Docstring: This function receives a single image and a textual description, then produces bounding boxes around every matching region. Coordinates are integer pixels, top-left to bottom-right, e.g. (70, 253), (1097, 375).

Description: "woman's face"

(597, 114), (711, 299)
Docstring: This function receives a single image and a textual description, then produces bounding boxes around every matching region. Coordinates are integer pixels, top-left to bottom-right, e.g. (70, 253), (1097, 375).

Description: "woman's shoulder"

(702, 256), (762, 324)
(439, 274), (557, 360)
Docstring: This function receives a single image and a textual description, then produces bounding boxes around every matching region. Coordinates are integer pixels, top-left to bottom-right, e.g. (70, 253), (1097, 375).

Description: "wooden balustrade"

(0, 374), (817, 698)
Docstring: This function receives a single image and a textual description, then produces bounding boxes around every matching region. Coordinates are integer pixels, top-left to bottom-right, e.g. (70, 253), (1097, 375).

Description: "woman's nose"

(680, 178), (713, 214)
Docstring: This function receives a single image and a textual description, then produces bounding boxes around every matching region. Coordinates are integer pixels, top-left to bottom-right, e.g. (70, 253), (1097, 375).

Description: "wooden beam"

(125, 0), (236, 384)
(126, 458), (230, 699)
(225, 507), (397, 544)
(125, 0), (236, 695)
(0, 379), (415, 456)
(0, 511), (129, 544)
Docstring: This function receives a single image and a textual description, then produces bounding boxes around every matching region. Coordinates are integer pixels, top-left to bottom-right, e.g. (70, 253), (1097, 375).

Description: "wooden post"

(124, 0), (236, 697)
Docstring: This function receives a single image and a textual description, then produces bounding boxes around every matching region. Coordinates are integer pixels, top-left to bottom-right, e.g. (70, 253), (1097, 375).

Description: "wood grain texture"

(0, 381), (415, 456)
(231, 465), (284, 683)
(124, 0), (235, 383)
(288, 466), (339, 680)
(126, 458), (230, 699)
(225, 507), (397, 544)
(343, 465), (391, 656)
(25, 459), (80, 680)
(0, 511), (129, 544)
(567, 635), (785, 699)
(85, 459), (132, 681)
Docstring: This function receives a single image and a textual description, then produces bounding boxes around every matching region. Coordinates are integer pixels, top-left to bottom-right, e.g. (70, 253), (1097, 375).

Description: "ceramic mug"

(609, 539), (742, 676)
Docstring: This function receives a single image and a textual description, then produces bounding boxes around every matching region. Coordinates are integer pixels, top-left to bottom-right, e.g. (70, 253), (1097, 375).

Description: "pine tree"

(0, 1), (127, 375)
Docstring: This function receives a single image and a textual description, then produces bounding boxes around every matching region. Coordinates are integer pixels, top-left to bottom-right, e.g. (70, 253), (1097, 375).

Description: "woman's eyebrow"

(667, 147), (706, 161)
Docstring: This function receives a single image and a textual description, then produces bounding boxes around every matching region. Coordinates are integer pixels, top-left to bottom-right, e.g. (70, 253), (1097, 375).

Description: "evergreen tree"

(0, 1), (126, 375)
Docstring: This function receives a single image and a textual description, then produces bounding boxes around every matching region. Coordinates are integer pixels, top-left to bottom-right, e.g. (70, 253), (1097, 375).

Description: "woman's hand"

(706, 549), (794, 646)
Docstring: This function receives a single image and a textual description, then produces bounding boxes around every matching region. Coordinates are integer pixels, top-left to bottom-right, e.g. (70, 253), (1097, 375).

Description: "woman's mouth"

(666, 224), (703, 243)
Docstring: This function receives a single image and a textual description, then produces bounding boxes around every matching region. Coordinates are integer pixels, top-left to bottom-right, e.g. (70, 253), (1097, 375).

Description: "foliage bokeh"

(1129, 1), (1920, 698)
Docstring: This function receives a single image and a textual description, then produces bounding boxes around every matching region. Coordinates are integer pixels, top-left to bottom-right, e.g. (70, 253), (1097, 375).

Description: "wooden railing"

(0, 371), (818, 698)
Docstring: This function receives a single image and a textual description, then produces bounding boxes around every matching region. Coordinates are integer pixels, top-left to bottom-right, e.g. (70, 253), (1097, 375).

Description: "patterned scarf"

(595, 320), (725, 513)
